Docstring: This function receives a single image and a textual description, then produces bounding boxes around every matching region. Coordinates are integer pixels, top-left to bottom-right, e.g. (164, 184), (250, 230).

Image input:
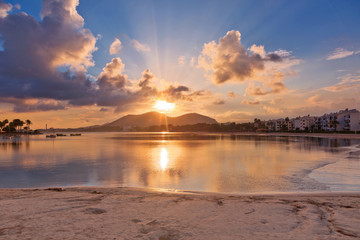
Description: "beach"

(1, 187), (359, 239)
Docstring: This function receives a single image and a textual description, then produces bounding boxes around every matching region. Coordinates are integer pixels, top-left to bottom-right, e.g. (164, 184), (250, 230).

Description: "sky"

(0, 0), (359, 129)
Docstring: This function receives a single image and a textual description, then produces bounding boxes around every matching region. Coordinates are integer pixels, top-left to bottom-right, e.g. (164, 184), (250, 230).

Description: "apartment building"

(292, 116), (315, 131)
(337, 109), (360, 131)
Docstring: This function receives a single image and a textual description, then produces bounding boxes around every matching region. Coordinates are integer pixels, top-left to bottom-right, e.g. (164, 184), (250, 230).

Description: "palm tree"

(330, 119), (339, 132)
(12, 119), (23, 133)
(0, 119), (8, 132)
(26, 119), (32, 134)
(19, 120), (24, 133)
(285, 117), (290, 130)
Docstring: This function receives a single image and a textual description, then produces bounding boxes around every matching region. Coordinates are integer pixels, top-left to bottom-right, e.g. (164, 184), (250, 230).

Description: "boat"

(70, 133), (81, 136)
(46, 135), (56, 138)
(56, 133), (67, 136)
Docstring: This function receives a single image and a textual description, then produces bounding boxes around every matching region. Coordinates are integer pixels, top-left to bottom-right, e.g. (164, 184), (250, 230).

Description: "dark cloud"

(163, 85), (190, 100)
(0, 0), (97, 110)
(266, 53), (282, 62)
(138, 69), (154, 88)
(0, 97), (66, 112)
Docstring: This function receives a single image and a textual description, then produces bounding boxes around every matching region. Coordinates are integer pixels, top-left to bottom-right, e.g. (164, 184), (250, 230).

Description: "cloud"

(162, 85), (190, 101)
(178, 56), (185, 65)
(131, 39), (150, 52)
(0, 0), (97, 107)
(323, 73), (360, 92)
(227, 91), (236, 98)
(190, 57), (196, 67)
(213, 99), (225, 105)
(241, 99), (260, 105)
(197, 30), (289, 84)
(109, 38), (122, 55)
(246, 80), (286, 96)
(0, 97), (66, 112)
(326, 48), (359, 60)
(0, 0), (12, 18)
(138, 69), (154, 88)
(263, 105), (283, 114)
(215, 110), (253, 123)
(98, 58), (127, 90)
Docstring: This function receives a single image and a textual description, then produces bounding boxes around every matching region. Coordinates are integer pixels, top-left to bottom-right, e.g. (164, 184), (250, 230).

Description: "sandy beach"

(1, 187), (359, 240)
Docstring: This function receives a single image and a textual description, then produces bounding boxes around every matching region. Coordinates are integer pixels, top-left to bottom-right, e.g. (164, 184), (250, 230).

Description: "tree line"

(0, 119), (33, 133)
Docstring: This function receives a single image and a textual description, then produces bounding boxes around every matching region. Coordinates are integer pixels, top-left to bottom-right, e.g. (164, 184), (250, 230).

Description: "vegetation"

(0, 119), (34, 134)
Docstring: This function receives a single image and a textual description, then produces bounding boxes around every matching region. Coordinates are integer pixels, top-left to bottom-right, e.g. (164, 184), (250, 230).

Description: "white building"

(292, 116), (315, 131)
(314, 113), (338, 131)
(337, 109), (360, 131)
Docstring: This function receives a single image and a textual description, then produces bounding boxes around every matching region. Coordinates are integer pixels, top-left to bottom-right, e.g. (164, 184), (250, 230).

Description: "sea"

(0, 132), (359, 193)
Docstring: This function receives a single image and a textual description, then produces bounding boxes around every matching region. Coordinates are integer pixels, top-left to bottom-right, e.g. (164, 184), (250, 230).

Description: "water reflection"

(160, 148), (169, 171)
(0, 133), (359, 192)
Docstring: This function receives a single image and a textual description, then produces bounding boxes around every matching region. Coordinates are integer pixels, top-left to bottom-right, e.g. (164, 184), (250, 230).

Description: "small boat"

(70, 133), (81, 136)
(46, 135), (56, 138)
(56, 133), (67, 136)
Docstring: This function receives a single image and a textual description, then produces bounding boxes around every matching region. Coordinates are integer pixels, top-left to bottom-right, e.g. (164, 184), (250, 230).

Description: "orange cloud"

(109, 38), (122, 55)
(323, 73), (360, 92)
(241, 99), (260, 105)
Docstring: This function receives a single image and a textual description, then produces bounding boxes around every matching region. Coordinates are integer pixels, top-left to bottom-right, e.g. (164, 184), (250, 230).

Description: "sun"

(153, 100), (175, 112)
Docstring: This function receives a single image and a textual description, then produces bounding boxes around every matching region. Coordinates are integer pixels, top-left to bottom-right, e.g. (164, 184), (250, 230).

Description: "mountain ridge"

(103, 111), (217, 128)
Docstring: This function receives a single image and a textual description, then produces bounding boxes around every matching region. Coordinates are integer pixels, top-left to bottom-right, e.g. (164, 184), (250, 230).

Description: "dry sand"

(1, 187), (359, 240)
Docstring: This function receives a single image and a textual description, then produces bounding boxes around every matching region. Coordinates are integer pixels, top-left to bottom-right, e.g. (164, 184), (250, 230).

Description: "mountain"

(103, 111), (217, 128)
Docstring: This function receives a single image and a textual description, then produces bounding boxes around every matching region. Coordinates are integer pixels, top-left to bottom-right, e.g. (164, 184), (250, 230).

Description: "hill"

(103, 111), (217, 128)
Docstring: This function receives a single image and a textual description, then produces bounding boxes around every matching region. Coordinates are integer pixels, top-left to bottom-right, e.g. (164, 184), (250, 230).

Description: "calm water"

(0, 133), (359, 193)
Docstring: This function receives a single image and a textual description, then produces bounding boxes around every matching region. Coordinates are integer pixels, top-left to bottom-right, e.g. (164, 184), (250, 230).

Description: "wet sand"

(1, 187), (359, 239)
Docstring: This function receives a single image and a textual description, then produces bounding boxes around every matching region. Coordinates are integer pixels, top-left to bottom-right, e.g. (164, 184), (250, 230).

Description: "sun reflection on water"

(160, 148), (169, 171)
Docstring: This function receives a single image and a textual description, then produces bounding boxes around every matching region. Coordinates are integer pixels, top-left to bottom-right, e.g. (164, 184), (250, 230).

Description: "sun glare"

(153, 100), (175, 112)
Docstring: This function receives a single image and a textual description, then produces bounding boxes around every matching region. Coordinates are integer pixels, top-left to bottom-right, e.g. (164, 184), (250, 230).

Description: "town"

(255, 108), (360, 132)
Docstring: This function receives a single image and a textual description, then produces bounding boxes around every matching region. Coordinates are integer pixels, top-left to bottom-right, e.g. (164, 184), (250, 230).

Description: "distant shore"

(224, 132), (360, 139)
(14, 130), (360, 139)
(0, 187), (359, 239)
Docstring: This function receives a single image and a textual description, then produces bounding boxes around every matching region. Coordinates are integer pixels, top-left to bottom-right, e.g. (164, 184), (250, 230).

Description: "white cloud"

(131, 39), (150, 52)
(109, 38), (122, 55)
(326, 48), (359, 60)
(178, 56), (185, 65)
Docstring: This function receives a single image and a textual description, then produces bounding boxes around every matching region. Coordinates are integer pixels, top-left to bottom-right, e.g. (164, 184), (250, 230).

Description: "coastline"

(1, 187), (359, 239)
(213, 132), (360, 139)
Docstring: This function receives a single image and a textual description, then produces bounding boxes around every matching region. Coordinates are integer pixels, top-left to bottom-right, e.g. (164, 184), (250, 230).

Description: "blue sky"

(1, 0), (360, 128)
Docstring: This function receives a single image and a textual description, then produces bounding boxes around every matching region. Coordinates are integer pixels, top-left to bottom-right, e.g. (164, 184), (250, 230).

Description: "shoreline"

(1, 187), (359, 239)
(210, 132), (360, 139)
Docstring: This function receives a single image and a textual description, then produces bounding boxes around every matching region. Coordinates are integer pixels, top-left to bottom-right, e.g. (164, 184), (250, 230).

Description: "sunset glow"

(153, 100), (175, 113)
(0, 0), (358, 129)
